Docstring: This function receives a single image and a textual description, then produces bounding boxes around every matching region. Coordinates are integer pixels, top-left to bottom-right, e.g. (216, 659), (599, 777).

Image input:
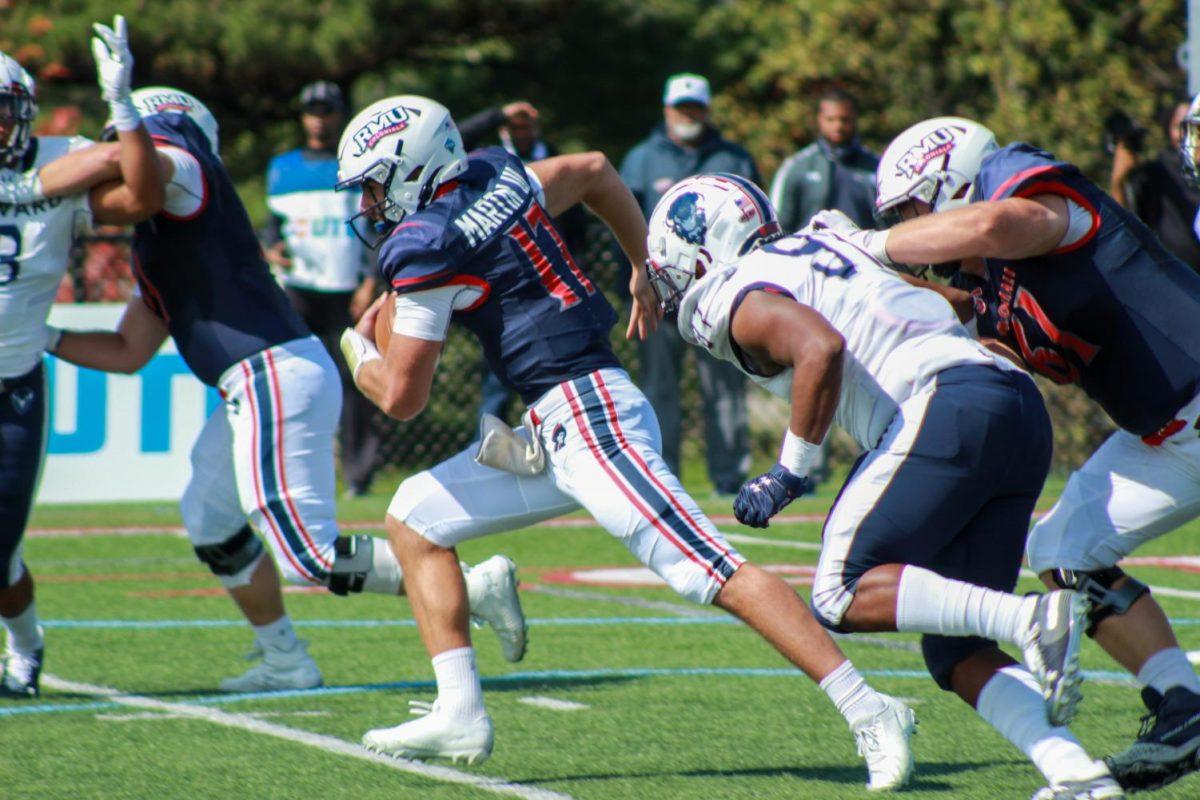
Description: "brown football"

(374, 293), (395, 354)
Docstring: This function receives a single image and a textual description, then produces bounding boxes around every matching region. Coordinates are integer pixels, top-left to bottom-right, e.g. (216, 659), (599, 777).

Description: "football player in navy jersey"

(335, 95), (916, 785)
(23, 79), (526, 693)
(812, 116), (1200, 794)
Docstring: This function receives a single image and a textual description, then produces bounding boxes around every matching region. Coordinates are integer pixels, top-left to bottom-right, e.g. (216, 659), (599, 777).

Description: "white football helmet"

(336, 95), (467, 247)
(1181, 94), (1200, 191)
(874, 116), (998, 224)
(646, 173), (781, 313)
(102, 86), (220, 154)
(0, 53), (37, 169)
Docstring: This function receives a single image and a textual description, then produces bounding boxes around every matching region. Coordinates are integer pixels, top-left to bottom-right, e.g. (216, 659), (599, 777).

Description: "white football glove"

(808, 208), (894, 267)
(91, 15), (140, 131)
(475, 412), (546, 476)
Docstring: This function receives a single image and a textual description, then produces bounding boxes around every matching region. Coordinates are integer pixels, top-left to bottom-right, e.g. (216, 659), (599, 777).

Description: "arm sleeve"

(391, 282), (488, 342)
(158, 147), (206, 218)
(458, 107), (506, 151)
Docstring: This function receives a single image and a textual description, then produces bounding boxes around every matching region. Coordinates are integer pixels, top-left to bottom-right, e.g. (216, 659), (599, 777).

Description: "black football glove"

(733, 464), (813, 528)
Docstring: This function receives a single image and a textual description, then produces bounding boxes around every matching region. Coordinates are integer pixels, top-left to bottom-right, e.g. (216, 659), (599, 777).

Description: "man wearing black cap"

(264, 81), (380, 496)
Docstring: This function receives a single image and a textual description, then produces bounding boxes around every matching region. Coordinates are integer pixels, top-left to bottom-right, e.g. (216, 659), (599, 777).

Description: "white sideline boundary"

(41, 675), (574, 800)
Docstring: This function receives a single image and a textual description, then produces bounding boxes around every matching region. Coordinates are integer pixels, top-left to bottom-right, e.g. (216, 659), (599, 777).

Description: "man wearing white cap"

(618, 73), (761, 495)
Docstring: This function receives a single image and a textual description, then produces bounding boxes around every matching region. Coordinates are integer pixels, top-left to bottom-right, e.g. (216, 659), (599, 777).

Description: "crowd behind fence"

(63, 223), (1114, 483)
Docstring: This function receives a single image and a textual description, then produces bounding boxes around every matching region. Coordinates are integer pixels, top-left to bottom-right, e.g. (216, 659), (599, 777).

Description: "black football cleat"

(1106, 686), (1200, 793)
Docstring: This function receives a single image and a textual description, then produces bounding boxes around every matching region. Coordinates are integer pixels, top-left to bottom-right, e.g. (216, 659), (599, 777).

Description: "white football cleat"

(1031, 763), (1125, 799)
(219, 640), (322, 693)
(363, 700), (494, 765)
(852, 694), (917, 791)
(1020, 590), (1087, 726)
(465, 555), (527, 663)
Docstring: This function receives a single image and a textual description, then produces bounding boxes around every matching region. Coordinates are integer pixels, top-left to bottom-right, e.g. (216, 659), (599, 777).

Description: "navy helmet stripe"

(570, 377), (739, 580)
(717, 173), (772, 220)
(249, 354), (328, 582)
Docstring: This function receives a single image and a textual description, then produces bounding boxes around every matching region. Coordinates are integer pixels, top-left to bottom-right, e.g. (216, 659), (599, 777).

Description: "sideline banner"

(37, 303), (219, 504)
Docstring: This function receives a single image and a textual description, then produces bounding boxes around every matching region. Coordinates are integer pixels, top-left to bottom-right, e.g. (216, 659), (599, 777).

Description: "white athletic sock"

(253, 615), (299, 652)
(977, 665), (1106, 785)
(896, 565), (1036, 646)
(1138, 646), (1200, 695)
(819, 659), (888, 728)
(2, 602), (43, 656)
(432, 646), (486, 720)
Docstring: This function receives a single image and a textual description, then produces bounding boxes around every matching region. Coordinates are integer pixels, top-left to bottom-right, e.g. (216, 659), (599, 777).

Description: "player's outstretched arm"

(731, 291), (843, 445)
(528, 153), (661, 339)
(85, 15), (164, 224)
(52, 295), (169, 374)
(885, 195), (1069, 265)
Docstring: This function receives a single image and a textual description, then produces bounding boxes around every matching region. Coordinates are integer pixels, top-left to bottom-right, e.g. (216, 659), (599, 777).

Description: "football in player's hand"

(374, 293), (395, 354)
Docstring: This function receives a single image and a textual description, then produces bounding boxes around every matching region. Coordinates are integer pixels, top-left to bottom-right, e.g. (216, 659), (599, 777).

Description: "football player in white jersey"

(647, 174), (1122, 799)
(0, 21), (164, 698)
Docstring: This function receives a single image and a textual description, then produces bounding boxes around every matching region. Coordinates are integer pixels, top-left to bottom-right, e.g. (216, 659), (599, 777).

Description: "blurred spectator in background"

(769, 87), (877, 485)
(770, 87), (878, 233)
(263, 81), (380, 496)
(1110, 101), (1200, 273)
(620, 73), (759, 494)
(457, 101), (588, 422)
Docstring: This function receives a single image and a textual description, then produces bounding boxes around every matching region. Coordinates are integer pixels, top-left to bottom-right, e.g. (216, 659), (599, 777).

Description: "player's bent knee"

(193, 525), (265, 588)
(327, 534), (403, 596)
(1049, 567), (1150, 635)
(922, 634), (994, 691)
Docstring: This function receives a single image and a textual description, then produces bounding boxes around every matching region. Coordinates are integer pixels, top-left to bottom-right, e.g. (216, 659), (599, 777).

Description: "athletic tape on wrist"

(779, 429), (820, 478)
(339, 328), (381, 384)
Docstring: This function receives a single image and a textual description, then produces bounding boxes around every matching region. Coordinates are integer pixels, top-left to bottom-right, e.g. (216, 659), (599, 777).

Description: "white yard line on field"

(517, 697), (590, 712)
(41, 675), (574, 800)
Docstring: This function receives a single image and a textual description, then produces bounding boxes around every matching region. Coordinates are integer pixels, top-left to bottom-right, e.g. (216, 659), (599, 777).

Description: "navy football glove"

(733, 464), (813, 528)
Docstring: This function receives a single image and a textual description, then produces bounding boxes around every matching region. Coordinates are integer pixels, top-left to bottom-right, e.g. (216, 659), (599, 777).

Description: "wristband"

(108, 98), (142, 132)
(779, 429), (821, 479)
(858, 228), (893, 267)
(339, 328), (381, 384)
(46, 326), (64, 355)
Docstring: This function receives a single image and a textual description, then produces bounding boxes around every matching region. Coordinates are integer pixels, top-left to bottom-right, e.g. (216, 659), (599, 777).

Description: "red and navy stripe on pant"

(563, 371), (743, 587)
(241, 350), (332, 584)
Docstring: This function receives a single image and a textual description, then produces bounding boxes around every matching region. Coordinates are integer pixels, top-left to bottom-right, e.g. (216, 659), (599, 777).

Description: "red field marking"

(128, 586), (326, 598)
(537, 563), (817, 589)
(39, 571), (210, 584)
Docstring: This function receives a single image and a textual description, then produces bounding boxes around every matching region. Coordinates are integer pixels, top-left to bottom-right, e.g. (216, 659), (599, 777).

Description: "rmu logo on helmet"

(351, 106), (420, 157)
(666, 192), (706, 245)
(135, 92), (199, 115)
(894, 125), (965, 180)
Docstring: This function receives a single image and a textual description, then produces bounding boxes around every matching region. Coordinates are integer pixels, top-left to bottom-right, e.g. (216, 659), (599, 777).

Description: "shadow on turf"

(521, 759), (1003, 790)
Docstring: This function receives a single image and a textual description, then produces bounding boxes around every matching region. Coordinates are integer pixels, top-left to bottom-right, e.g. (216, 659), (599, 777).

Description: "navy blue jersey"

(132, 116), (309, 386)
(957, 143), (1200, 436)
(378, 148), (619, 403)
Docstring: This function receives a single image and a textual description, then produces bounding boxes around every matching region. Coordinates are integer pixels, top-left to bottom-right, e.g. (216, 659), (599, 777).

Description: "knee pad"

(921, 634), (996, 691)
(1050, 567), (1149, 636)
(327, 535), (403, 596)
(193, 525), (265, 588)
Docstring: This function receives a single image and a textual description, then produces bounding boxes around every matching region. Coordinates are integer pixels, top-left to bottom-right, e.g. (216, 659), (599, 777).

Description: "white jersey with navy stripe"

(678, 230), (1005, 449)
(0, 135), (93, 378)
